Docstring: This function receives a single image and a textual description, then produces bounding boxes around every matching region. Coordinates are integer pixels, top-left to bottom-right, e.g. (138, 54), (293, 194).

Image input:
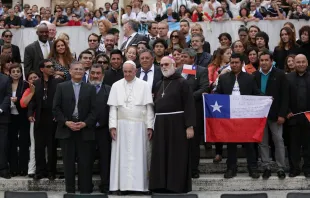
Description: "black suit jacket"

(0, 73), (11, 124)
(24, 40), (52, 76)
(136, 66), (163, 93)
(120, 33), (147, 51)
(215, 71), (261, 95)
(103, 68), (124, 86)
(286, 72), (310, 125)
(53, 81), (97, 140)
(96, 83), (111, 128)
(194, 52), (212, 68)
(177, 65), (209, 101)
(28, 77), (63, 127)
(253, 68), (289, 121)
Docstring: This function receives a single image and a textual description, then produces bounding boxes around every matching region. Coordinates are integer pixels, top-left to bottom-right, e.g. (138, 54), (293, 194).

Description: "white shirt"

(232, 78), (240, 95)
(11, 91), (19, 115)
(85, 69), (90, 82)
(122, 12), (137, 23)
(227, 0), (247, 18)
(151, 2), (166, 16)
(124, 32), (137, 49)
(203, 1), (221, 16)
(38, 40), (50, 59)
(172, 0), (192, 12)
(139, 65), (154, 89)
(136, 11), (154, 22)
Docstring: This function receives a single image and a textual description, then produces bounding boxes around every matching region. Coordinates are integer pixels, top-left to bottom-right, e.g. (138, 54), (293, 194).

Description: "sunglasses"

(88, 39), (98, 42)
(4, 35), (12, 38)
(45, 65), (54, 68)
(171, 35), (179, 38)
(97, 61), (108, 64)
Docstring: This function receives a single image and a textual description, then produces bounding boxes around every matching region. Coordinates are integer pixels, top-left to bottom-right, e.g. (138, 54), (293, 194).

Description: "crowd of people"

(0, 0), (310, 196)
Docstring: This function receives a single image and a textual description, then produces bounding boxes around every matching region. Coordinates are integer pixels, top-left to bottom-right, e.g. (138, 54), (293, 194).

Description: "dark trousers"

(289, 116), (310, 173)
(8, 114), (30, 172)
(35, 110), (57, 175)
(226, 143), (258, 170)
(95, 126), (111, 190)
(60, 132), (95, 193)
(0, 124), (8, 171)
(215, 143), (223, 155)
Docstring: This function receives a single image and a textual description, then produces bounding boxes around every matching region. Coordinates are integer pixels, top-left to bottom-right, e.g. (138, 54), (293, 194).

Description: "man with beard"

(149, 56), (196, 193)
(89, 64), (111, 193)
(104, 49), (124, 86)
(180, 19), (190, 42)
(103, 34), (116, 57)
(191, 34), (212, 68)
(146, 21), (158, 44)
(155, 22), (170, 48)
(78, 51), (93, 83)
(153, 39), (167, 67)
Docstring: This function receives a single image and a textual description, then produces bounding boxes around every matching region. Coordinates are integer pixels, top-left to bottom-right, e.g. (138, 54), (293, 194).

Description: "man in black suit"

(89, 64), (111, 193)
(28, 59), (63, 180)
(120, 20), (147, 52)
(253, 50), (288, 179)
(1, 30), (21, 63)
(88, 33), (104, 56)
(215, 53), (261, 179)
(286, 54), (310, 178)
(136, 49), (162, 93)
(24, 24), (52, 76)
(103, 49), (124, 86)
(78, 51), (93, 83)
(178, 48), (209, 179)
(0, 72), (11, 179)
(191, 34), (212, 68)
(53, 61), (97, 194)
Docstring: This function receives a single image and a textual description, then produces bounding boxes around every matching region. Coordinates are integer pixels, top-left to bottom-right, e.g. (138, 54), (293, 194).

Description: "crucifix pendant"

(161, 92), (165, 98)
(124, 99), (130, 107)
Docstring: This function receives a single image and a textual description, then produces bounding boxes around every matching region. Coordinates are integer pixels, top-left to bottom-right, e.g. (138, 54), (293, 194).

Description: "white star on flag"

(211, 101), (222, 113)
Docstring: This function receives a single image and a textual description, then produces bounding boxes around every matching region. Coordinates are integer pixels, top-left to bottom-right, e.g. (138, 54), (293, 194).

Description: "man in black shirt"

(4, 9), (21, 29)
(53, 7), (68, 26)
(103, 49), (124, 86)
(153, 39), (167, 67)
(191, 34), (212, 67)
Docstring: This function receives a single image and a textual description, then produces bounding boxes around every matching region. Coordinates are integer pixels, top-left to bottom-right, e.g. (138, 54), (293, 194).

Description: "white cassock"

(108, 77), (154, 192)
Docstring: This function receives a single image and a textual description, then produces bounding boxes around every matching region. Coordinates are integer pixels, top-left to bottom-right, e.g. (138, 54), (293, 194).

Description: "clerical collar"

(71, 80), (82, 85)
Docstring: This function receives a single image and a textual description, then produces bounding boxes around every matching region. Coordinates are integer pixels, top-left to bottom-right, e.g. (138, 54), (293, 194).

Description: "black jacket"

(273, 44), (300, 70)
(103, 67), (124, 86)
(136, 66), (163, 93)
(160, 12), (180, 22)
(96, 83), (111, 128)
(253, 68), (289, 121)
(194, 52), (212, 68)
(215, 71), (261, 95)
(286, 72), (310, 125)
(53, 81), (97, 140)
(297, 40), (310, 64)
(0, 73), (11, 124)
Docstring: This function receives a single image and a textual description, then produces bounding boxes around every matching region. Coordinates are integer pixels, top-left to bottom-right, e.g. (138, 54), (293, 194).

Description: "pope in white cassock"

(107, 60), (154, 193)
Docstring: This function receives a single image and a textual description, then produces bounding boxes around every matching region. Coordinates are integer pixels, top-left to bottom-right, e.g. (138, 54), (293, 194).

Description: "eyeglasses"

(88, 39), (98, 42)
(171, 35), (179, 38)
(160, 63), (171, 67)
(4, 35), (12, 38)
(45, 65), (54, 68)
(97, 61), (108, 64)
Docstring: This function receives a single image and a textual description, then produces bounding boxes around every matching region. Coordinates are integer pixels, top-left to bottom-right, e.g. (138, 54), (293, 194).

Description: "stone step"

(55, 158), (291, 174)
(2, 174), (310, 192)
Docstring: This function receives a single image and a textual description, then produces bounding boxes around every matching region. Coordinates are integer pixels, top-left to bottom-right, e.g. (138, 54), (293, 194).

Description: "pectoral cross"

(161, 92), (165, 98)
(124, 99), (130, 107)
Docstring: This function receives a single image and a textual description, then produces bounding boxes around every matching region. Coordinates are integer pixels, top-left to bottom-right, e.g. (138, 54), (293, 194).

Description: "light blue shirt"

(72, 81), (82, 117)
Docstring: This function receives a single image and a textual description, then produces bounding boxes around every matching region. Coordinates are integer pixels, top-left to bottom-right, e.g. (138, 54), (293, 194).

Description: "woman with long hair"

(58, 33), (76, 59)
(48, 39), (73, 80)
(284, 54), (296, 73)
(20, 71), (40, 177)
(245, 47), (259, 74)
(95, 53), (110, 70)
(232, 40), (248, 64)
(208, 46), (232, 163)
(172, 47), (183, 68)
(179, 5), (190, 20)
(248, 25), (260, 48)
(0, 55), (12, 75)
(273, 27), (300, 70)
(238, 26), (249, 49)
(93, 9), (105, 24)
(72, 0), (85, 21)
(212, 6), (230, 22)
(125, 45), (138, 63)
(98, 20), (112, 52)
(233, 8), (256, 22)
(167, 30), (187, 54)
(283, 21), (296, 41)
(8, 63), (30, 177)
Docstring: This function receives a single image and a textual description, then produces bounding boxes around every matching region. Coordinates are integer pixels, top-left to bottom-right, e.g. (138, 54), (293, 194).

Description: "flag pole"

(292, 111), (310, 116)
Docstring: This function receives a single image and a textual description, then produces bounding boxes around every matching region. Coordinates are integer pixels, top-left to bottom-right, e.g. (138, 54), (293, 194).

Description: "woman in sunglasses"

(95, 53), (110, 70)
(167, 30), (187, 54)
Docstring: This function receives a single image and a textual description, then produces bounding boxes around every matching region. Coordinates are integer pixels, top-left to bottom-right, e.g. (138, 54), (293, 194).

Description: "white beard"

(161, 67), (175, 77)
(89, 80), (102, 86)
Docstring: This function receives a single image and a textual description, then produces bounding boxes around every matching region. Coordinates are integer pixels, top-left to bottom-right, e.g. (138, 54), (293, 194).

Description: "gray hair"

(182, 48), (197, 57)
(70, 61), (84, 69)
(191, 33), (205, 43)
(127, 20), (139, 32)
(123, 60), (136, 69)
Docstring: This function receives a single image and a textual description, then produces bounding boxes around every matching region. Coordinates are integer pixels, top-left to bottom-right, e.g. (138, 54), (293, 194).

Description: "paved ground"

(1, 191), (310, 198)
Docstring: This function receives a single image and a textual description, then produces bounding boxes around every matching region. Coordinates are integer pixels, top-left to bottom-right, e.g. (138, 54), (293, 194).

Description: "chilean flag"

(182, 64), (197, 75)
(203, 94), (272, 143)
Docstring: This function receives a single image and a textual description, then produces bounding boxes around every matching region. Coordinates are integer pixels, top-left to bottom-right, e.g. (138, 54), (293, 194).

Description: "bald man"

(47, 23), (57, 42)
(24, 24), (52, 75)
(149, 56), (196, 193)
(107, 60), (154, 194)
(286, 54), (310, 178)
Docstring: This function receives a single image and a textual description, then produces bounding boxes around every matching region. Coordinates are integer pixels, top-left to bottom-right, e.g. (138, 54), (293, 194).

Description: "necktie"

(82, 73), (87, 82)
(96, 84), (101, 94)
(42, 43), (48, 58)
(143, 70), (150, 81)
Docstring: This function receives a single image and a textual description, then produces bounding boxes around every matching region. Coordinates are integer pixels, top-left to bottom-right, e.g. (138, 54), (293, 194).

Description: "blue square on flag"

(204, 94), (230, 118)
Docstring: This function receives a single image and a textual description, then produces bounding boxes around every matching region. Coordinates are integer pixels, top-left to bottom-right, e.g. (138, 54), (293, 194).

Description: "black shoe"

(277, 170), (286, 179)
(289, 170), (300, 177)
(192, 172), (200, 179)
(224, 169), (236, 179)
(0, 170), (11, 179)
(20, 171), (27, 176)
(33, 174), (44, 180)
(262, 169), (271, 179)
(28, 174), (35, 178)
(10, 171), (19, 177)
(48, 174), (56, 181)
(249, 170), (260, 179)
(304, 172), (310, 178)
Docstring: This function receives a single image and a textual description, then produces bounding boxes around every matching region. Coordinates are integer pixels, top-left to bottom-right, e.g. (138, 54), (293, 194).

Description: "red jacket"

(68, 20), (81, 26)
(192, 12), (212, 22)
